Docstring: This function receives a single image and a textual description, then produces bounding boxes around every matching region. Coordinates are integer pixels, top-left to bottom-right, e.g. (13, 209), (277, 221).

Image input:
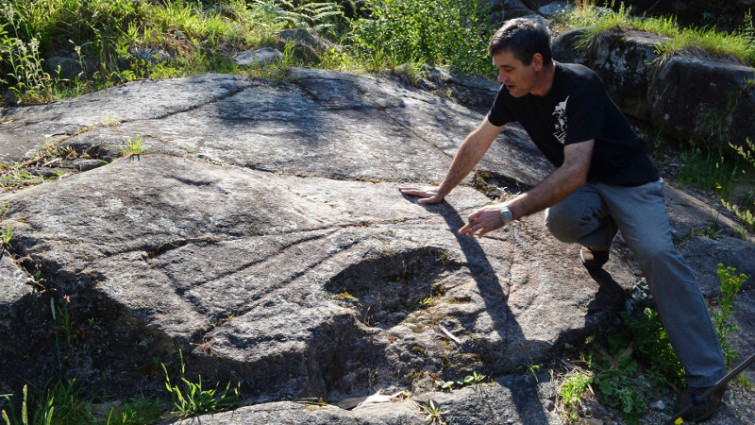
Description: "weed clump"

(558, 263), (747, 424)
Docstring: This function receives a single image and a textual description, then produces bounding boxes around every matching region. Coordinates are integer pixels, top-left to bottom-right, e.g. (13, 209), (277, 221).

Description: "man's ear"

(531, 53), (544, 71)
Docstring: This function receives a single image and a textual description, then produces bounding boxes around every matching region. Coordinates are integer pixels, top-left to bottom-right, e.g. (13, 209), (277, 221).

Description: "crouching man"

(399, 18), (727, 422)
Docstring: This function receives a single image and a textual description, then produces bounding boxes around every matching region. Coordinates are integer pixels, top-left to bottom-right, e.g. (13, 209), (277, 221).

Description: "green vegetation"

(350, 0), (495, 76)
(0, 162), (46, 189)
(419, 399), (447, 425)
(0, 297), (239, 424)
(162, 350), (240, 418)
(434, 370), (486, 391)
(561, 2), (755, 65)
(103, 399), (163, 425)
(519, 362), (542, 381)
(672, 139), (755, 235)
(0, 0), (341, 104)
(558, 371), (592, 422)
(0, 0), (501, 106)
(1, 385), (29, 425)
(712, 263), (748, 368)
(120, 136), (144, 157)
(557, 309), (678, 424)
(0, 223), (10, 245)
(0, 0), (753, 104)
(558, 263), (748, 424)
(676, 144), (745, 200)
(721, 139), (755, 232)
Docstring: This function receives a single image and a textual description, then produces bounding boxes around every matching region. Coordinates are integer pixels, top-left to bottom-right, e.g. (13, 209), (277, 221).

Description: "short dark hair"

(487, 18), (553, 66)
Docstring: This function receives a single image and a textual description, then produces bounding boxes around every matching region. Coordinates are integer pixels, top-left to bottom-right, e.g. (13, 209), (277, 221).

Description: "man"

(399, 18), (727, 422)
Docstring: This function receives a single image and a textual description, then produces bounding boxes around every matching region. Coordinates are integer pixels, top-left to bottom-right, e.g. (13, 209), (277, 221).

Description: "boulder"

(648, 54), (755, 151)
(130, 46), (173, 65)
(521, 0), (554, 9)
(554, 28), (667, 121)
(584, 30), (668, 121)
(168, 375), (562, 425)
(275, 29), (337, 64)
(551, 27), (590, 65)
(45, 56), (83, 80)
(413, 65), (501, 113)
(618, 0), (751, 31)
(0, 253), (28, 306)
(488, 0), (536, 26)
(0, 70), (752, 424)
(236, 47), (284, 67)
(538, 1), (574, 17)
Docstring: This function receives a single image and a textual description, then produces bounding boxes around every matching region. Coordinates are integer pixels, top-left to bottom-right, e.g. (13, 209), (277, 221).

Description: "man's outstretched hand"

(399, 184), (506, 238)
(398, 184), (445, 205)
(459, 204), (505, 238)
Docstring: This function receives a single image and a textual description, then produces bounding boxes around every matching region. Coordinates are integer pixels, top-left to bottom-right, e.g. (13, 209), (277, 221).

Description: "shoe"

(676, 385), (726, 422)
(579, 246), (609, 270)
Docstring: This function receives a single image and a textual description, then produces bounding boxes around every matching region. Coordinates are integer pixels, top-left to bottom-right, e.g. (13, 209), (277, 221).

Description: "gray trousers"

(544, 179), (726, 387)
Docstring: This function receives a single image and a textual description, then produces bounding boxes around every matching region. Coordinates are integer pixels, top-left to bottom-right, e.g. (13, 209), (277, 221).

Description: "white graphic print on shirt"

(552, 96), (569, 144)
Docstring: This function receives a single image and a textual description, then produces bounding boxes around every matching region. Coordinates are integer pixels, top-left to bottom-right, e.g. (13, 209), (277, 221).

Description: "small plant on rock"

(558, 371), (592, 423)
(434, 371), (486, 392)
(121, 136), (145, 157)
(419, 399), (447, 425)
(162, 350), (240, 418)
(0, 224), (11, 245)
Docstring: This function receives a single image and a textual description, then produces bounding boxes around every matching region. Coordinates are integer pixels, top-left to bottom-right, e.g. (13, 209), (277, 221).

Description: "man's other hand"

(398, 185), (445, 204)
(459, 205), (505, 238)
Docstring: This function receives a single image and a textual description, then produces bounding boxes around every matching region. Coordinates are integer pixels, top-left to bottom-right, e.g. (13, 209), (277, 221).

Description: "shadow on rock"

(411, 198), (553, 424)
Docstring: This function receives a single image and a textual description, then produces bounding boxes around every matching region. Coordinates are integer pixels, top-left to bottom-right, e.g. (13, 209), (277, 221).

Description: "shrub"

(349, 0), (495, 75)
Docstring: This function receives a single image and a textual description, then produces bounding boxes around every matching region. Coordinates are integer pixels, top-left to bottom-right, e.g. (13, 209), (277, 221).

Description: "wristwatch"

(499, 205), (513, 223)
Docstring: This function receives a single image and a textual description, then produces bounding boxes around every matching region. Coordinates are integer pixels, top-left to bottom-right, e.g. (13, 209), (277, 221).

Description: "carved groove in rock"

(325, 247), (462, 328)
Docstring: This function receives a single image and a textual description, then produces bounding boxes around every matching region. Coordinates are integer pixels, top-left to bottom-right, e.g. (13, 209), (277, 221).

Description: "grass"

(561, 2), (755, 65)
(638, 126), (754, 236)
(0, 0), (499, 105)
(1, 0), (753, 104)
(120, 136), (144, 157)
(434, 371), (487, 392)
(161, 350), (240, 418)
(675, 144), (745, 200)
(672, 139), (755, 233)
(0, 0), (337, 104)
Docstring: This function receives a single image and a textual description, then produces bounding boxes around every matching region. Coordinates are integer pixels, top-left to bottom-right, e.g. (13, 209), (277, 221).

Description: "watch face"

(500, 206), (513, 222)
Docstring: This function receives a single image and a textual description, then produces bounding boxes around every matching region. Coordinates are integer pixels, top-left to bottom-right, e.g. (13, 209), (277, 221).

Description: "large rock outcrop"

(0, 70), (752, 424)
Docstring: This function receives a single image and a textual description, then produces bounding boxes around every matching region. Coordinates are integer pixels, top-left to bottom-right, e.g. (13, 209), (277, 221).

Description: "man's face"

(492, 49), (538, 98)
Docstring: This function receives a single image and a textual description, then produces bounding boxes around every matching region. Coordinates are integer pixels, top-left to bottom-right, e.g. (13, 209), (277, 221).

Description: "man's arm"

(398, 119), (503, 204)
(460, 139), (594, 238)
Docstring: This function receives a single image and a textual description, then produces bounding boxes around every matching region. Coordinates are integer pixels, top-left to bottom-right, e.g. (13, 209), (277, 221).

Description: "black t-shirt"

(487, 62), (659, 186)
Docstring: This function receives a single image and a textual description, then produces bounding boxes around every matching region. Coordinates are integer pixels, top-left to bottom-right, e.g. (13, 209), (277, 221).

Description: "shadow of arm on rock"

(408, 198), (554, 424)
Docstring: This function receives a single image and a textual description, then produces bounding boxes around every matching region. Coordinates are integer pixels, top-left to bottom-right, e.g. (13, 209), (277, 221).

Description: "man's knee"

(544, 203), (584, 243)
